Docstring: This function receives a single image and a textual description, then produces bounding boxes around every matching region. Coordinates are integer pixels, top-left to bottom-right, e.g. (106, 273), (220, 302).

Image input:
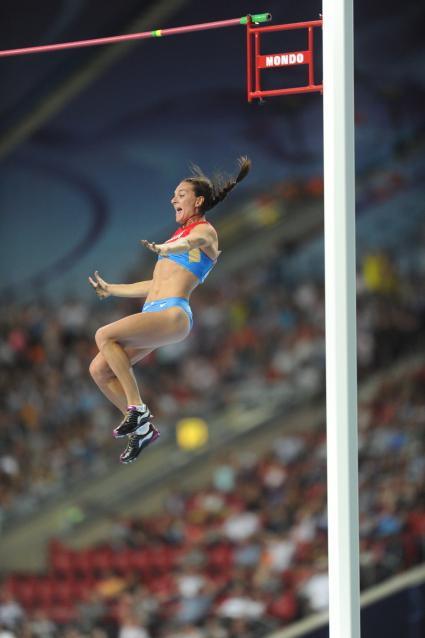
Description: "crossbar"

(0, 13), (271, 58)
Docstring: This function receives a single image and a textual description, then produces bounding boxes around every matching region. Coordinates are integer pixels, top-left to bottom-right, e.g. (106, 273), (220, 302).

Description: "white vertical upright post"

(322, 1), (361, 638)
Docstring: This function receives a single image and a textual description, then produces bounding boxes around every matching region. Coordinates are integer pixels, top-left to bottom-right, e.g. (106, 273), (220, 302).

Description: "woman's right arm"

(108, 280), (152, 298)
(88, 271), (152, 299)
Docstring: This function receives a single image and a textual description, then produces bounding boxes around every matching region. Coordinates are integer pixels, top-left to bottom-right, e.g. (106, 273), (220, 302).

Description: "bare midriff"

(145, 258), (200, 302)
(145, 230), (220, 303)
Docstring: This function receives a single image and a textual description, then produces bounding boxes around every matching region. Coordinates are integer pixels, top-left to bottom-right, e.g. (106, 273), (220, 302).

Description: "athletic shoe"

(113, 404), (152, 439)
(119, 424), (160, 464)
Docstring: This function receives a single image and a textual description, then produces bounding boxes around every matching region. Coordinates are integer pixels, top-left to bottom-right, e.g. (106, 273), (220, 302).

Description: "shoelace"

(128, 430), (149, 447)
(127, 434), (140, 446)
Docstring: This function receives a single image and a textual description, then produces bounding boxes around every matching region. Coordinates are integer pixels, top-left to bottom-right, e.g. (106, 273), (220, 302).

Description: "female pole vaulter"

(88, 157), (250, 463)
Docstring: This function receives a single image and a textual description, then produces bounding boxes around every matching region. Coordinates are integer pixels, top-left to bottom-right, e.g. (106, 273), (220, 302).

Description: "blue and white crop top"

(157, 220), (217, 283)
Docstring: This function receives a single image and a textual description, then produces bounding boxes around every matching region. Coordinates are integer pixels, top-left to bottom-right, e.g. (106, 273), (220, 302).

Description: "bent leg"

(95, 309), (189, 406)
(89, 346), (153, 414)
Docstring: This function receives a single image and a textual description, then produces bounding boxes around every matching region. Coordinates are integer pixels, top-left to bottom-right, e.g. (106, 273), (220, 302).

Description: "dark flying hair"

(184, 156), (251, 213)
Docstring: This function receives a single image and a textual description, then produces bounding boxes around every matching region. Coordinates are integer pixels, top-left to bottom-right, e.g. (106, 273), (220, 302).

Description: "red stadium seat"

(52, 579), (75, 605)
(207, 543), (234, 571)
(50, 546), (76, 576)
(14, 577), (38, 609)
(268, 591), (298, 622)
(111, 548), (134, 574)
(69, 577), (95, 601)
(91, 547), (114, 574)
(129, 548), (153, 574)
(4, 574), (21, 597)
(149, 546), (176, 574)
(401, 531), (419, 567)
(34, 577), (56, 606)
(148, 574), (174, 596)
(46, 604), (77, 624)
(72, 549), (96, 578)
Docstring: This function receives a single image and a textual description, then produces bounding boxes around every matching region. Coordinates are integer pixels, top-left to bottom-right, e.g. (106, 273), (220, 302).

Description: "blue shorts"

(141, 297), (193, 331)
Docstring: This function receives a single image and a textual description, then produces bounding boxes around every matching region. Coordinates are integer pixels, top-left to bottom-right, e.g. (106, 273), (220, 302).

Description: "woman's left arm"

(141, 226), (214, 256)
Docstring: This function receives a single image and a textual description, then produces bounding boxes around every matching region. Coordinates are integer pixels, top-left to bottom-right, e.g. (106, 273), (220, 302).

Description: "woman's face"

(171, 181), (204, 225)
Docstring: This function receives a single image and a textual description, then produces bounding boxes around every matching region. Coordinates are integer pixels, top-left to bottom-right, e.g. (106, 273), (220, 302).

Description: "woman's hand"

(88, 271), (111, 299)
(141, 240), (169, 256)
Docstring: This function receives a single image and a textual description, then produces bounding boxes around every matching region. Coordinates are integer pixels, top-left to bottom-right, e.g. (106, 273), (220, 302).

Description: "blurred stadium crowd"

(1, 219), (424, 530)
(1, 362), (424, 637)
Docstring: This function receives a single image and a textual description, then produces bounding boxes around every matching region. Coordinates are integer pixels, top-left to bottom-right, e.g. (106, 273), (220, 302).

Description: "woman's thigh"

(96, 308), (190, 350)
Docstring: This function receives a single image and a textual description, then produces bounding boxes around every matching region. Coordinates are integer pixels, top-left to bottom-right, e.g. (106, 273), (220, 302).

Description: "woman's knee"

(89, 355), (114, 384)
(95, 325), (113, 350)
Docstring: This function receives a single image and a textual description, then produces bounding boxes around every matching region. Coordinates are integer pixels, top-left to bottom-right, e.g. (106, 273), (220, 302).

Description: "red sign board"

(257, 50), (311, 69)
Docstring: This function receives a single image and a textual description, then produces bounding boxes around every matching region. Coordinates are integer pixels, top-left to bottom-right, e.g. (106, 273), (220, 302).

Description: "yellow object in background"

(177, 417), (209, 450)
(362, 252), (399, 294)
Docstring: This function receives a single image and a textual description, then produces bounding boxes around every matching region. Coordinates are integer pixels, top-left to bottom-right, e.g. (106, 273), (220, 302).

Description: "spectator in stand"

(95, 570), (127, 601)
(254, 531), (296, 586)
(163, 624), (205, 638)
(222, 504), (261, 543)
(298, 557), (329, 614)
(118, 612), (150, 638)
(175, 581), (214, 625)
(77, 590), (107, 634)
(27, 609), (56, 638)
(216, 582), (266, 620)
(0, 589), (24, 633)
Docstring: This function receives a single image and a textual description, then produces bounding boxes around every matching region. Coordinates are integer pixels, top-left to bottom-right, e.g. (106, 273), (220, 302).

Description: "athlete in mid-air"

(88, 157), (250, 464)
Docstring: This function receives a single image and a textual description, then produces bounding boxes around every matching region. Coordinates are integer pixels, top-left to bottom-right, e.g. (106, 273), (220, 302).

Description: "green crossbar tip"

(240, 13), (272, 25)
